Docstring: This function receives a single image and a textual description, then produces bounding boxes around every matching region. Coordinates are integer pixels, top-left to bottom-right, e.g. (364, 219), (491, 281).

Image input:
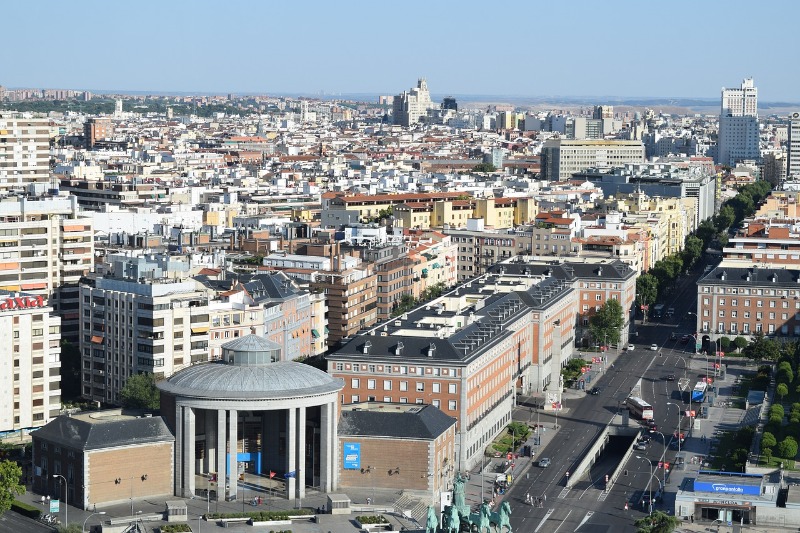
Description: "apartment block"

(0, 195), (94, 342)
(79, 256), (209, 404)
(0, 113), (50, 192)
(540, 139), (645, 181)
(0, 291), (61, 433)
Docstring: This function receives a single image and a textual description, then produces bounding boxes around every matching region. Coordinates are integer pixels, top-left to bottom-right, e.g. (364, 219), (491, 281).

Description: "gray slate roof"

(32, 413), (173, 451)
(338, 404), (456, 440)
(158, 360), (344, 400)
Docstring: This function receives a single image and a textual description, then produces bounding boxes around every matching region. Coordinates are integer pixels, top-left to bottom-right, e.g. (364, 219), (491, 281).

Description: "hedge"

(160, 525), (193, 533)
(356, 515), (389, 524)
(12, 500), (41, 519)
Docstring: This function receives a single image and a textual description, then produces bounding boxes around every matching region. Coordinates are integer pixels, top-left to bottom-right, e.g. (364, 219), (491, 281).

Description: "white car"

(650, 344), (658, 351)
(625, 344), (634, 351)
(539, 458), (551, 468)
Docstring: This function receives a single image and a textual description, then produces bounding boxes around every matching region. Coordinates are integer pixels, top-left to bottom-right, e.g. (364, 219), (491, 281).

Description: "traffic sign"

(50, 499), (60, 513)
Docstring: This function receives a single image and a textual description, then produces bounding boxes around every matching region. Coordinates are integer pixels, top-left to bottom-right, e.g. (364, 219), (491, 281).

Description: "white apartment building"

(0, 292), (62, 433)
(393, 78), (436, 127)
(0, 195), (94, 342)
(79, 257), (209, 404)
(717, 78), (760, 166)
(540, 139), (645, 181)
(787, 112), (800, 179)
(0, 113), (51, 192)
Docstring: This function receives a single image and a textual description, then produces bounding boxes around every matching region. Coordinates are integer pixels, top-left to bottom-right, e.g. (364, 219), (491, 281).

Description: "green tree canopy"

(733, 336), (749, 351)
(762, 431), (777, 449)
(636, 273), (658, 308)
(695, 219), (717, 249)
(777, 436), (799, 459)
(119, 373), (160, 410)
(472, 163), (496, 173)
(589, 298), (625, 346)
(682, 235), (704, 268)
(714, 205), (735, 232)
(0, 459), (24, 516)
(634, 510), (680, 533)
(777, 383), (789, 401)
(743, 334), (781, 361)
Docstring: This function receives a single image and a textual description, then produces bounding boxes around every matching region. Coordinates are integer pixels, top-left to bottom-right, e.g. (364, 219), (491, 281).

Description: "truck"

(652, 304), (665, 319)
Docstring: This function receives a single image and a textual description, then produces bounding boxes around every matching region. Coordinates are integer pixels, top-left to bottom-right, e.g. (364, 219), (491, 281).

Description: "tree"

(719, 337), (731, 352)
(762, 431), (777, 449)
(0, 459), (24, 516)
(635, 273), (658, 308)
(744, 334), (781, 361)
(589, 298), (624, 346)
(734, 336), (749, 352)
(763, 447), (773, 464)
(633, 510), (680, 533)
(682, 235), (703, 268)
(119, 373), (160, 410)
(777, 436), (799, 459)
(472, 163), (496, 173)
(695, 219), (717, 249)
(777, 383), (789, 402)
(714, 205), (735, 232)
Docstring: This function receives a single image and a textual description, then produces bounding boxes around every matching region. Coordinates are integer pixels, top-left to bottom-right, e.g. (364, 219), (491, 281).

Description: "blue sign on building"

(694, 481), (760, 496)
(343, 442), (361, 469)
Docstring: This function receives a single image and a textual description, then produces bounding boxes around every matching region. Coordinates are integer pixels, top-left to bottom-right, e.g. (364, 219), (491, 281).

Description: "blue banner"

(694, 481), (760, 496)
(343, 442), (361, 469)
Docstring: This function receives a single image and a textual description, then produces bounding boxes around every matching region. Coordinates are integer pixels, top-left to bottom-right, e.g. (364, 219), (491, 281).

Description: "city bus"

(691, 381), (708, 403)
(626, 397), (654, 420)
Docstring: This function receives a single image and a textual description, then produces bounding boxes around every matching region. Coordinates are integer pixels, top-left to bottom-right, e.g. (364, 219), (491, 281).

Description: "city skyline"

(4, 0), (800, 101)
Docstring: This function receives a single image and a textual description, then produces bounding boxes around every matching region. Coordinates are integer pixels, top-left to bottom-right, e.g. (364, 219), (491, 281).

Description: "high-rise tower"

(717, 78), (760, 166)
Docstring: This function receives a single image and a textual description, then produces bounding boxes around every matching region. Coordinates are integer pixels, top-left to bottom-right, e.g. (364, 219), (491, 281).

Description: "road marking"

(597, 489), (608, 501)
(574, 511), (593, 531)
(558, 486), (570, 499)
(552, 510), (572, 533)
(533, 509), (554, 532)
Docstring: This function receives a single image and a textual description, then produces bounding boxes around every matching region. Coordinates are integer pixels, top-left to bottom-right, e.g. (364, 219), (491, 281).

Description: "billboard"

(343, 442), (361, 469)
(694, 481), (760, 496)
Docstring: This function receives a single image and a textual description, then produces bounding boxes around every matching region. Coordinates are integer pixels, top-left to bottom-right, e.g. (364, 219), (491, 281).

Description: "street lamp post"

(635, 455), (654, 515)
(82, 511), (106, 533)
(52, 474), (67, 527)
(667, 403), (683, 457)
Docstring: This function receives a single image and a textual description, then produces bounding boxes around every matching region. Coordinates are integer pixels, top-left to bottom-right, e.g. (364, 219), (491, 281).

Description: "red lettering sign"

(0, 295), (45, 311)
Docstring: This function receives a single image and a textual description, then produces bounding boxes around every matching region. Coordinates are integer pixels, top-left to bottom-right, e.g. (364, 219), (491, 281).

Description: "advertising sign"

(50, 499), (60, 513)
(343, 442), (361, 469)
(694, 481), (760, 496)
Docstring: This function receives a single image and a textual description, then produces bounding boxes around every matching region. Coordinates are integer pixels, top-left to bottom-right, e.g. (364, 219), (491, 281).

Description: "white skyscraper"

(392, 78), (435, 127)
(788, 112), (800, 179)
(717, 78), (760, 166)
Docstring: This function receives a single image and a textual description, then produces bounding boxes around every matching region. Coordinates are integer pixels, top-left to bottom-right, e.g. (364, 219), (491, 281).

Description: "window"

(595, 294), (601, 301)
(367, 379), (376, 390)
(432, 383), (440, 393)
(416, 382), (424, 392)
(352, 395), (360, 403)
(383, 380), (392, 391)
(719, 299), (725, 306)
(400, 381), (408, 392)
(718, 310), (725, 317)
(770, 301), (776, 308)
(433, 399), (440, 408)
(448, 383), (457, 394)
(448, 400), (457, 411)
(757, 301), (763, 307)
(351, 378), (359, 388)
(416, 399), (424, 404)
(731, 299), (738, 307)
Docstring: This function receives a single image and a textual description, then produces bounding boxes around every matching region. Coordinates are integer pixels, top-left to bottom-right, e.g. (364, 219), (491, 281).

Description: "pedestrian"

(543, 494), (547, 502)
(525, 492), (530, 504)
(691, 515), (694, 523)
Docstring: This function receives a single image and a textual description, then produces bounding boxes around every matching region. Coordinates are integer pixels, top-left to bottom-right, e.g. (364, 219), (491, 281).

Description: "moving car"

(625, 344), (634, 351)
(588, 387), (600, 395)
(638, 434), (651, 443)
(539, 457), (551, 468)
(634, 442), (647, 451)
(666, 374), (675, 381)
(650, 344), (658, 351)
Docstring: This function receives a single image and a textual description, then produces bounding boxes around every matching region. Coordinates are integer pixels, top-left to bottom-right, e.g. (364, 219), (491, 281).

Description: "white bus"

(627, 396), (654, 420)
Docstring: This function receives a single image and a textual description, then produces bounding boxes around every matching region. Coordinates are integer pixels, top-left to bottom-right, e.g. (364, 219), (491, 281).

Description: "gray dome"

(158, 361), (344, 400)
(222, 334), (281, 366)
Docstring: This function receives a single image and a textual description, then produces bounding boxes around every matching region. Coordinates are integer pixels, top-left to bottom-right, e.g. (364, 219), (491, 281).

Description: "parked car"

(539, 458), (551, 468)
(650, 344), (658, 351)
(638, 434), (651, 443)
(625, 344), (634, 351)
(666, 374), (675, 381)
(588, 387), (600, 395)
(634, 442), (647, 451)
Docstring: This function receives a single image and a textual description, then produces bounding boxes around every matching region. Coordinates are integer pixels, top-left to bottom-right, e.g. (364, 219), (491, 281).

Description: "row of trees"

(636, 180), (773, 309)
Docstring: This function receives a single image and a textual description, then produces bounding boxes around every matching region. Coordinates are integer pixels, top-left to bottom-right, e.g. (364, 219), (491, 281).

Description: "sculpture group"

(425, 473), (512, 533)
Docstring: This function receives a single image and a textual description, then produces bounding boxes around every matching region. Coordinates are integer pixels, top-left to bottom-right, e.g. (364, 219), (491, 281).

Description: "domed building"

(158, 334), (344, 502)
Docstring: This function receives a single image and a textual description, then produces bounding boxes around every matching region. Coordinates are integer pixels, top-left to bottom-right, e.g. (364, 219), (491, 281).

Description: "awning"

(311, 329), (320, 338)
(191, 326), (210, 334)
(324, 326), (329, 334)
(90, 335), (104, 344)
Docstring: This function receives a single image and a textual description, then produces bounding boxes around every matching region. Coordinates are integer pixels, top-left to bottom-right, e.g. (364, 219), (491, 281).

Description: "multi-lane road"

(508, 273), (702, 532)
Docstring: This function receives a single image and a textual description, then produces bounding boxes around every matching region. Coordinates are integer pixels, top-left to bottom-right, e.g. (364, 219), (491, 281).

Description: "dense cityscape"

(1, 72), (800, 533)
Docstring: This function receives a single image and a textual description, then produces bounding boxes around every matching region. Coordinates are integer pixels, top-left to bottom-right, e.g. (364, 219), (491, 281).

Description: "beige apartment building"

(0, 113), (51, 192)
(0, 195), (93, 341)
(0, 291), (62, 433)
(540, 139), (645, 181)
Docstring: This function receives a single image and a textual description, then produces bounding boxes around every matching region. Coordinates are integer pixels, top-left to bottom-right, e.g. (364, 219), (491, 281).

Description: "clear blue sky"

(4, 0), (799, 101)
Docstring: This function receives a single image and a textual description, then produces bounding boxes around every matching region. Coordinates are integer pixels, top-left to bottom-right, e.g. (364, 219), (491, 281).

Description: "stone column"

(320, 402), (332, 493)
(296, 407), (306, 500)
(330, 401), (339, 491)
(205, 410), (216, 474)
(174, 403), (183, 497)
(286, 407), (296, 500)
(228, 409), (238, 499)
(183, 406), (196, 497)
(216, 410), (226, 502)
